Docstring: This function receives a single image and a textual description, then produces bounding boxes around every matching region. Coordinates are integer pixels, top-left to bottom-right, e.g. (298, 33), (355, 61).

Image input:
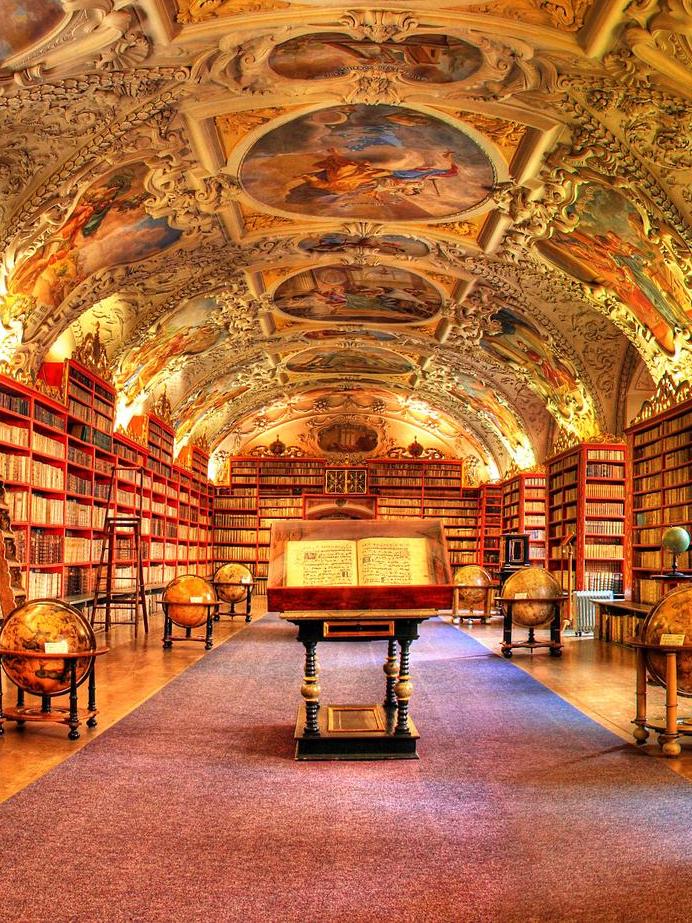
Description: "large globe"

(163, 575), (217, 628)
(0, 599), (96, 696)
(641, 585), (692, 697)
(214, 563), (253, 604)
(503, 567), (562, 627)
(454, 565), (492, 611)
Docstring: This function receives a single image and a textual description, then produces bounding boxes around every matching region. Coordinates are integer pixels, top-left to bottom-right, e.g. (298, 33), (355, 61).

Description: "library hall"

(1, 1), (692, 921)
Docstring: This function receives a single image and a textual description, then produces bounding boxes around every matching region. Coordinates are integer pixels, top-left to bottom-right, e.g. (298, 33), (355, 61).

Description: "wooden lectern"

(268, 519), (453, 760)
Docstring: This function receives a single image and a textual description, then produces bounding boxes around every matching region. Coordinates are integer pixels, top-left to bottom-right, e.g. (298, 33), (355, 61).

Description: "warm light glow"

(511, 441), (536, 470)
(114, 393), (146, 432)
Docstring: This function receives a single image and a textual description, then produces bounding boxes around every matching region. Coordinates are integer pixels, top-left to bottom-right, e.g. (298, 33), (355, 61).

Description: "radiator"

(573, 590), (613, 635)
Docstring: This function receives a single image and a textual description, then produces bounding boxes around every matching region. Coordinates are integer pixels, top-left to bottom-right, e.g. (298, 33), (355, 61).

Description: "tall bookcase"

(0, 368), (213, 608)
(479, 484), (502, 576)
(625, 387), (692, 605)
(213, 456), (491, 592)
(547, 442), (626, 594)
(501, 472), (547, 566)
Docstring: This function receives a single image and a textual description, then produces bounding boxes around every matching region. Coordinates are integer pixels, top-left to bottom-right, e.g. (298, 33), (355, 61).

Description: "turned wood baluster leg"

(301, 640), (320, 737)
(383, 639), (398, 710)
(632, 648), (649, 744)
(659, 651), (681, 757)
(395, 639), (413, 736)
(67, 660), (80, 740)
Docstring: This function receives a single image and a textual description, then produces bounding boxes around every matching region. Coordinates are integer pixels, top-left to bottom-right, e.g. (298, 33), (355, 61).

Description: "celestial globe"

(454, 565), (492, 610)
(502, 567), (562, 627)
(163, 575), (217, 628)
(0, 599), (96, 696)
(641, 585), (692, 697)
(214, 563), (253, 604)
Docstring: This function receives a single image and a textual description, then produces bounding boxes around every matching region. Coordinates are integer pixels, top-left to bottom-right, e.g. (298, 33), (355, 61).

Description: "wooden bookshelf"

(479, 484), (502, 576)
(0, 371), (213, 606)
(625, 392), (692, 605)
(547, 442), (626, 594)
(501, 472), (547, 566)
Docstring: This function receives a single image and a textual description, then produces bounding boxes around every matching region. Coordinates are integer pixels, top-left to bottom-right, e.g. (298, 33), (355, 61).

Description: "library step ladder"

(90, 464), (148, 636)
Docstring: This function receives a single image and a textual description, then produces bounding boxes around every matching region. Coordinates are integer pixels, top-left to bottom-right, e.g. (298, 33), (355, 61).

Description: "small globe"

(641, 585), (692, 697)
(214, 563), (253, 604)
(503, 567), (562, 627)
(662, 526), (691, 555)
(454, 565), (492, 611)
(163, 575), (217, 628)
(0, 599), (96, 696)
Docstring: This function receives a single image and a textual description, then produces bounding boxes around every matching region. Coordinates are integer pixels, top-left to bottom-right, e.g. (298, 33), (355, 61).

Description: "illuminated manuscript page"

(357, 537), (431, 586)
(285, 540), (357, 587)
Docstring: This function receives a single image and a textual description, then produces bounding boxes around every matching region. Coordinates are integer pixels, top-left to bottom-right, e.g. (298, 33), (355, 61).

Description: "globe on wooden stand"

(498, 567), (565, 658)
(659, 526), (691, 578)
(630, 585), (692, 756)
(0, 599), (105, 739)
(213, 563), (254, 623)
(452, 565), (493, 624)
(161, 575), (218, 650)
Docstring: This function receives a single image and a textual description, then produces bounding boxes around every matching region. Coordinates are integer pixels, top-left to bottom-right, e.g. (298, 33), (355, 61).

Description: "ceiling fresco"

(0, 0), (689, 479)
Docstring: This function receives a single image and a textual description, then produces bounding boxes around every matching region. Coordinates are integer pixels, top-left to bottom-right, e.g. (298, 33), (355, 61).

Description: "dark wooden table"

(280, 608), (438, 760)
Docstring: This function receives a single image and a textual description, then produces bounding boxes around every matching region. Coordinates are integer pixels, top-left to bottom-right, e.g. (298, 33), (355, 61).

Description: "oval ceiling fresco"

(298, 233), (429, 258)
(269, 33), (483, 84)
(240, 104), (495, 221)
(286, 347), (413, 375)
(317, 421), (379, 454)
(273, 265), (442, 325)
(0, 0), (64, 62)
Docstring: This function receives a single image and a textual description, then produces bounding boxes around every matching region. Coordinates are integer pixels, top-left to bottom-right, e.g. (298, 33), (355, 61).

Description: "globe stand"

(212, 579), (253, 624)
(497, 596), (568, 658)
(162, 600), (219, 650)
(0, 648), (108, 740)
(452, 584), (494, 625)
(629, 638), (692, 757)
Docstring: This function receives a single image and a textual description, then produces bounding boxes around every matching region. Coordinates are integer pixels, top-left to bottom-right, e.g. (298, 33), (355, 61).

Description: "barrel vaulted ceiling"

(0, 0), (690, 478)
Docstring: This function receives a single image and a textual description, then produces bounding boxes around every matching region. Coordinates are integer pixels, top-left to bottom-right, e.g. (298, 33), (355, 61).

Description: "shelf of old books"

(547, 441), (626, 594)
(625, 388), (692, 605)
(0, 370), (213, 608)
(501, 472), (547, 566)
(479, 484), (502, 576)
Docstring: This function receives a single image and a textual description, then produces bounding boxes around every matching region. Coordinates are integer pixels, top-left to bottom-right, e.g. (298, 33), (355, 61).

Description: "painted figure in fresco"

(241, 104), (494, 221)
(287, 349), (411, 375)
(11, 165), (180, 312)
(539, 182), (692, 356)
(298, 234), (428, 258)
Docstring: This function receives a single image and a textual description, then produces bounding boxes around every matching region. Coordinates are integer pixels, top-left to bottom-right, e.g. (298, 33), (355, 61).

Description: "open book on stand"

(285, 537), (432, 588)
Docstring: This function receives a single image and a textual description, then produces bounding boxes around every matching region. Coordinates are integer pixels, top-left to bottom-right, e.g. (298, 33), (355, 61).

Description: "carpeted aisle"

(0, 614), (690, 923)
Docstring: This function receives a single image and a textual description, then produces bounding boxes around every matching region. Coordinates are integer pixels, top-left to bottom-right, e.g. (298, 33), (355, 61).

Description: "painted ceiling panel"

(0, 0), (688, 479)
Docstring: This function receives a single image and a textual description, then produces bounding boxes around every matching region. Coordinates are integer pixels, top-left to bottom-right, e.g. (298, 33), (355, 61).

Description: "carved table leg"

(501, 605), (513, 658)
(659, 651), (681, 757)
(383, 639), (398, 710)
(204, 609), (214, 650)
(394, 639), (413, 736)
(632, 648), (649, 744)
(301, 640), (320, 737)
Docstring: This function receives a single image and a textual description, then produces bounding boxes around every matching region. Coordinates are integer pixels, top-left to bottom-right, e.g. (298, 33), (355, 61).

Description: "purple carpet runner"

(0, 614), (689, 922)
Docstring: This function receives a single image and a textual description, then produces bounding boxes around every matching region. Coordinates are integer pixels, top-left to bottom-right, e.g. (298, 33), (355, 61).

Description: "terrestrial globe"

(641, 585), (692, 697)
(454, 565), (492, 610)
(502, 567), (562, 627)
(662, 526), (691, 555)
(162, 575), (217, 628)
(0, 598), (96, 696)
(214, 563), (253, 604)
